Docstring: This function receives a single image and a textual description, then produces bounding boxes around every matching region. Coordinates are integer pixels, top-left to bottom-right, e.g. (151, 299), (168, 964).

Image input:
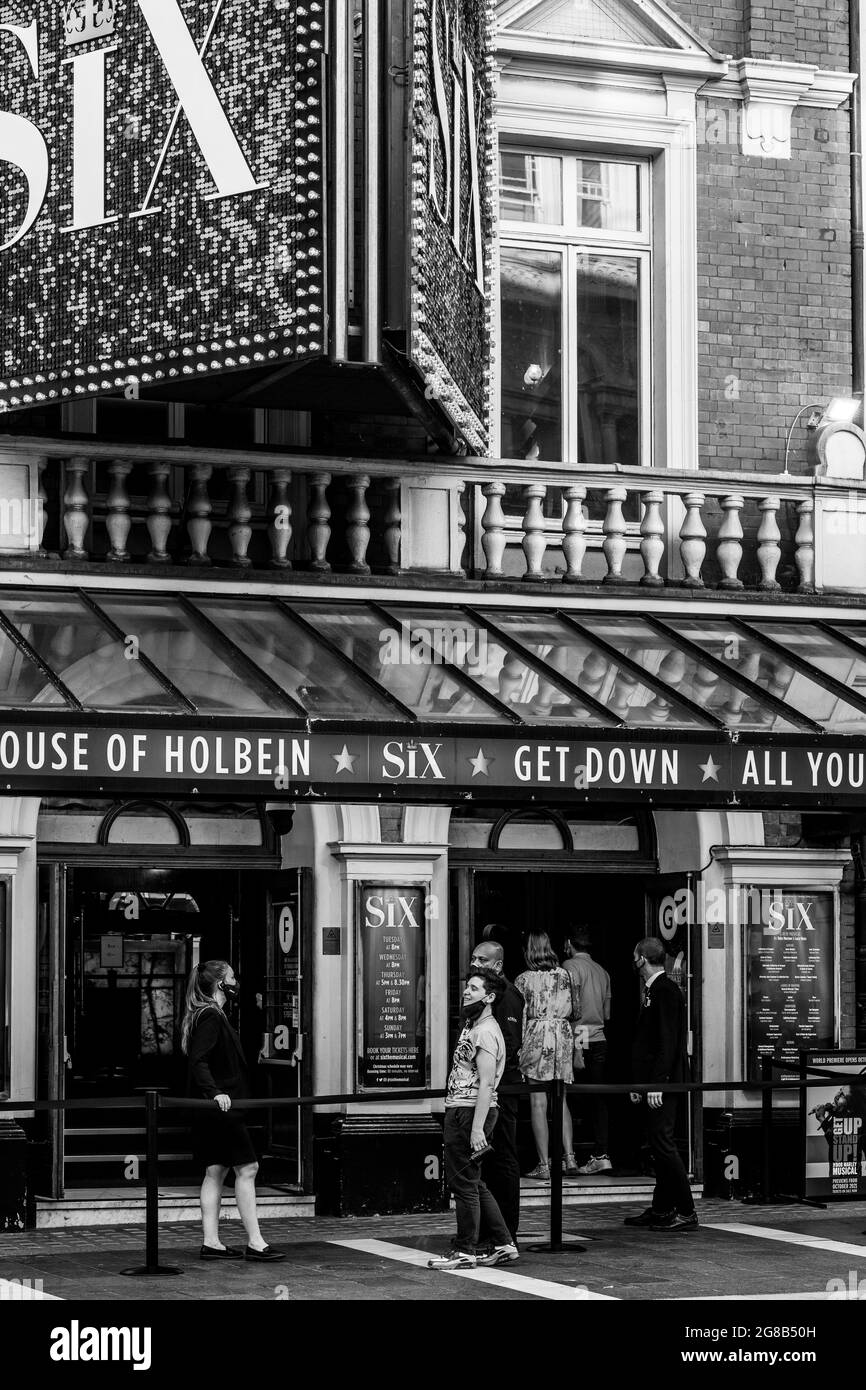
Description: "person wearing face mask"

(181, 959), (285, 1262)
(469, 934), (524, 1246)
(624, 938), (697, 1232)
(428, 967), (518, 1270)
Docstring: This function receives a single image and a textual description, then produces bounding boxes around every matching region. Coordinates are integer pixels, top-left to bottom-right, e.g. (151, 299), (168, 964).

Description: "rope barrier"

(2, 1058), (856, 1270)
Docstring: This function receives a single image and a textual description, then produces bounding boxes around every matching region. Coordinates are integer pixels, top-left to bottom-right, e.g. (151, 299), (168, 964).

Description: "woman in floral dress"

(515, 933), (577, 1179)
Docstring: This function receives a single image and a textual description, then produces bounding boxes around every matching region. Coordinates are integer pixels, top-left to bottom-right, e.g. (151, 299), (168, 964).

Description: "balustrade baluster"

(602, 486), (628, 582)
(794, 497), (815, 592)
(481, 481), (507, 578)
(639, 489), (665, 587)
(146, 461), (172, 563)
(227, 467), (252, 568)
(62, 456), (91, 560)
(345, 474), (371, 574)
(522, 482), (547, 580)
(105, 460), (133, 561)
(679, 491), (707, 587)
(186, 464), (213, 566)
(756, 496), (781, 590)
(306, 472), (332, 572)
(267, 468), (292, 570)
(383, 478), (401, 575)
(561, 485), (587, 583)
(717, 494), (745, 589)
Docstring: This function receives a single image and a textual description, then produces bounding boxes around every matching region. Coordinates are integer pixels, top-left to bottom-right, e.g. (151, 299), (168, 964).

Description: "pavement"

(2, 1198), (866, 1301)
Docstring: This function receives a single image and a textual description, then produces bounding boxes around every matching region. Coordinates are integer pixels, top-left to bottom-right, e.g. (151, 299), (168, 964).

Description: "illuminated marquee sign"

(409, 0), (494, 452)
(0, 0), (325, 411)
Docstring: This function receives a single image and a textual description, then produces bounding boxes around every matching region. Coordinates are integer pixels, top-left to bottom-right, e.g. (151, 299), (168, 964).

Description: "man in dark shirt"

(470, 933), (524, 1244)
(625, 937), (697, 1232)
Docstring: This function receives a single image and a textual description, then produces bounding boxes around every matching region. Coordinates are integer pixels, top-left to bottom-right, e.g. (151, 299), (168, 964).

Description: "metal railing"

(0, 1061), (857, 1275)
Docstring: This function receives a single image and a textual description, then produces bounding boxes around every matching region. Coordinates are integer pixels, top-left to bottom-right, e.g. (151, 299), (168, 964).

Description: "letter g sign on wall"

(0, 0), (326, 411)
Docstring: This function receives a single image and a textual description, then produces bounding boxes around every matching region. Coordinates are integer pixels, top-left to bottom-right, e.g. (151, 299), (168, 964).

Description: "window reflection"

(499, 152), (563, 224)
(500, 247), (563, 461)
(576, 255), (640, 467)
(0, 592), (181, 711)
(577, 159), (640, 231)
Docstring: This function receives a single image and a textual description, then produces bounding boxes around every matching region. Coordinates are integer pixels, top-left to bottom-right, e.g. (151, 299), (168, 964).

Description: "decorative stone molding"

(707, 59), (856, 159)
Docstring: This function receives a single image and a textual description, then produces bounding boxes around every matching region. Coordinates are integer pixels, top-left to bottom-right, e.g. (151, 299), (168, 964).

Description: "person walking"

(624, 938), (697, 1232)
(428, 966), (519, 1270)
(470, 933), (524, 1243)
(181, 959), (286, 1262)
(515, 932), (575, 1179)
(562, 927), (613, 1175)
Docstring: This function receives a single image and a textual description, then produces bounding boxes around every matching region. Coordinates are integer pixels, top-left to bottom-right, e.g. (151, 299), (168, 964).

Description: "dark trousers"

(646, 1095), (694, 1216)
(444, 1107), (512, 1253)
(482, 1092), (520, 1239)
(578, 1042), (609, 1154)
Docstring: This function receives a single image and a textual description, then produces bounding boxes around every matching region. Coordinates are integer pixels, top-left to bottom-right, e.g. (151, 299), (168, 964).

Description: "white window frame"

(493, 105), (699, 472)
(499, 148), (653, 467)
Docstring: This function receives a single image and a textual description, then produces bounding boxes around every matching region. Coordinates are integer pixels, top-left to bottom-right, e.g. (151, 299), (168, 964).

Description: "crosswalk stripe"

(328, 1238), (618, 1300)
(705, 1223), (866, 1259)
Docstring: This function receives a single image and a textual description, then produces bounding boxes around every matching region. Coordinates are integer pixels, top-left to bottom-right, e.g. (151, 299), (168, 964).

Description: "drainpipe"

(851, 0), (864, 395)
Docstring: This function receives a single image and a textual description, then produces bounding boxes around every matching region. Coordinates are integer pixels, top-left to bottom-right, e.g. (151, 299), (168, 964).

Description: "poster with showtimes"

(358, 884), (427, 1090)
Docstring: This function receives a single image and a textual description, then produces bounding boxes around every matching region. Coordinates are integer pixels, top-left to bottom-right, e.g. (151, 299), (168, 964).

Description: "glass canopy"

(1, 588), (865, 735)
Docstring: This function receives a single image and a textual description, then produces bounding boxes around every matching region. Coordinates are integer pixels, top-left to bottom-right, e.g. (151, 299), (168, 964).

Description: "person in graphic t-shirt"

(428, 967), (519, 1271)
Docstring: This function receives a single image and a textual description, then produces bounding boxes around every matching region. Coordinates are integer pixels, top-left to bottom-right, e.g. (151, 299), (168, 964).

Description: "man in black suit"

(470, 933), (524, 1244)
(624, 937), (697, 1232)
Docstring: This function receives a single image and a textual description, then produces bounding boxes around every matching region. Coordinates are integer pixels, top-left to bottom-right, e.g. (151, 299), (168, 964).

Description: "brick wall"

(697, 104), (852, 473)
(676, 0), (850, 67)
(675, 1), (746, 57)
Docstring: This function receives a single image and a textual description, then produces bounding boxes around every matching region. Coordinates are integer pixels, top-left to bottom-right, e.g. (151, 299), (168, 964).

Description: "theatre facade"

(1, 0), (865, 1220)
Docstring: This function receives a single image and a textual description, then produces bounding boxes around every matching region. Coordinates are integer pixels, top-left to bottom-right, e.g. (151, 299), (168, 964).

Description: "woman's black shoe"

(244, 1244), (286, 1261)
(200, 1244), (243, 1260)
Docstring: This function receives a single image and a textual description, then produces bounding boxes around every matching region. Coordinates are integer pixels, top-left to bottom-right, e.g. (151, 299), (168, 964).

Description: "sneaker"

(653, 1211), (699, 1232)
(476, 1242), (519, 1267)
(623, 1207), (674, 1227)
(428, 1250), (477, 1270)
(576, 1155), (613, 1175)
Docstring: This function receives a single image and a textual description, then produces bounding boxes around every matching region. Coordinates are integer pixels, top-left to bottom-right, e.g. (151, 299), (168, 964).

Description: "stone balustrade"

(0, 437), (863, 592)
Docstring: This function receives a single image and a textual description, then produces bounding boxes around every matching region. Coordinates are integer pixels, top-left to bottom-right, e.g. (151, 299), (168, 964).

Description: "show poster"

(358, 884), (426, 1090)
(802, 1052), (866, 1199)
(746, 891), (835, 1081)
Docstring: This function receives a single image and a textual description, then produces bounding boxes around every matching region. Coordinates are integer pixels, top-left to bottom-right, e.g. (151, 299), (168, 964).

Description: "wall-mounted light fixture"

(809, 395), (866, 478)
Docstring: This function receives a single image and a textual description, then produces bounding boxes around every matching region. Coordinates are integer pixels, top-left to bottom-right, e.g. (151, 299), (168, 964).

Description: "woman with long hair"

(515, 932), (577, 1179)
(181, 959), (284, 1262)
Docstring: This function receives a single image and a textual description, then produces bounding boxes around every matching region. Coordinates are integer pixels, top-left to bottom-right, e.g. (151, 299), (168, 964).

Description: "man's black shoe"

(653, 1212), (699, 1232)
(623, 1207), (673, 1227)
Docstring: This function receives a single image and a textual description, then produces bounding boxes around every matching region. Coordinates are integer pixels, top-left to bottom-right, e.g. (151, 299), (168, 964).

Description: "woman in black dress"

(181, 959), (285, 1262)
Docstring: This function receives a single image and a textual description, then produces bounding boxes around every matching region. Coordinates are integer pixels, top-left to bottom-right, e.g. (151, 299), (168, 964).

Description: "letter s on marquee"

(0, 22), (49, 251)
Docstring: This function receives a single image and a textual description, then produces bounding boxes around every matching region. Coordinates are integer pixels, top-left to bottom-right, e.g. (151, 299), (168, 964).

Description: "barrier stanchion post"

(120, 1090), (183, 1277)
(761, 1056), (773, 1203)
(526, 1081), (585, 1255)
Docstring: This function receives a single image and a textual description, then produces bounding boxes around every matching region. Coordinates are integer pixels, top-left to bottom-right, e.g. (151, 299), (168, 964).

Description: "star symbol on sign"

(333, 744), (357, 775)
(469, 746), (492, 777)
(699, 755), (721, 784)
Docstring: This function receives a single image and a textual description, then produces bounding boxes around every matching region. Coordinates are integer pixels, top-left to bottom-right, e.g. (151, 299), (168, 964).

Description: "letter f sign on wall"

(134, 0), (267, 218)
